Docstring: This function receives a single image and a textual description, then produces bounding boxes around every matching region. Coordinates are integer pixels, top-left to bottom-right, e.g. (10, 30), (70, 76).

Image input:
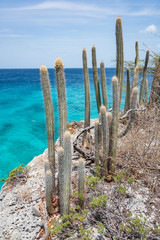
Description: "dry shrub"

(117, 105), (160, 196)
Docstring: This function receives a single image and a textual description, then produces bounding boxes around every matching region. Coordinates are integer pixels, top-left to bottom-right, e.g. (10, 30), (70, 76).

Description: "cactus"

(116, 16), (124, 108)
(57, 146), (64, 214)
(106, 112), (112, 137)
(45, 169), (54, 215)
(139, 50), (149, 104)
(78, 158), (85, 209)
(118, 87), (139, 138)
(94, 119), (100, 167)
(43, 158), (51, 173)
(108, 76), (119, 175)
(63, 131), (72, 214)
(135, 41), (139, 67)
(132, 66), (139, 89)
(144, 79), (148, 105)
(100, 105), (109, 177)
(124, 67), (131, 112)
(100, 61), (108, 110)
(92, 45), (101, 113)
(40, 65), (55, 190)
(82, 48), (90, 128)
(55, 58), (68, 146)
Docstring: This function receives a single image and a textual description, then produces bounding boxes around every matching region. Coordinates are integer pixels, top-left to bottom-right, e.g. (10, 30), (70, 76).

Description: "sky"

(0, 0), (160, 68)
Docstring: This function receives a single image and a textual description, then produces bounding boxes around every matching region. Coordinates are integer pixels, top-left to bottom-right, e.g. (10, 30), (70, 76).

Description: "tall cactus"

(124, 67), (131, 112)
(63, 131), (72, 214)
(100, 105), (109, 177)
(108, 76), (119, 175)
(78, 158), (85, 209)
(57, 146), (64, 214)
(40, 65), (55, 190)
(82, 48), (90, 128)
(55, 58), (68, 146)
(100, 61), (108, 110)
(92, 45), (101, 113)
(116, 16), (124, 108)
(135, 41), (139, 67)
(139, 50), (149, 104)
(144, 79), (148, 105)
(45, 169), (54, 214)
(43, 158), (51, 173)
(118, 87), (138, 138)
(94, 119), (100, 168)
(132, 66), (139, 89)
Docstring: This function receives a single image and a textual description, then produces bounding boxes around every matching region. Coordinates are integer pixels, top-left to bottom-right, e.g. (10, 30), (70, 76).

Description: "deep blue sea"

(0, 68), (152, 189)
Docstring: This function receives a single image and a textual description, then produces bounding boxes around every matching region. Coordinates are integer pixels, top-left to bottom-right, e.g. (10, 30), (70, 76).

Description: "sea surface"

(0, 68), (152, 189)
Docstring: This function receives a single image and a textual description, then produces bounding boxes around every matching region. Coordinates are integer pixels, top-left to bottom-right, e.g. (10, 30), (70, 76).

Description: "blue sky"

(0, 0), (160, 68)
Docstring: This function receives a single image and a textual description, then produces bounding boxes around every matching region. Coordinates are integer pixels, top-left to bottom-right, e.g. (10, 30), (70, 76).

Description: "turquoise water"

(0, 68), (152, 189)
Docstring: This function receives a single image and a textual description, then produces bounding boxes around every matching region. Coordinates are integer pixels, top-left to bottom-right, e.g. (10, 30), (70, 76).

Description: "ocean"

(0, 68), (152, 189)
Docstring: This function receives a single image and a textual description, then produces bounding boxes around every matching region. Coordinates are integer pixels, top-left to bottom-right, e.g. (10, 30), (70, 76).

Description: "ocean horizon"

(0, 68), (152, 189)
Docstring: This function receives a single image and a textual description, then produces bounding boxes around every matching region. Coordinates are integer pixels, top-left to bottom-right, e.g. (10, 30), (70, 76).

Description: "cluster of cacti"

(40, 16), (152, 218)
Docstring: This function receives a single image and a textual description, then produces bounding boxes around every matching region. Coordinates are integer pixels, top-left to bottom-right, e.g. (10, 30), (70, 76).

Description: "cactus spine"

(57, 146), (64, 214)
(45, 169), (54, 214)
(108, 76), (119, 174)
(92, 45), (101, 113)
(100, 61), (108, 110)
(116, 16), (124, 108)
(63, 131), (72, 214)
(78, 158), (85, 209)
(40, 65), (55, 190)
(139, 50), (149, 104)
(94, 119), (100, 167)
(55, 58), (67, 146)
(100, 105), (109, 177)
(83, 48), (90, 128)
(124, 67), (131, 112)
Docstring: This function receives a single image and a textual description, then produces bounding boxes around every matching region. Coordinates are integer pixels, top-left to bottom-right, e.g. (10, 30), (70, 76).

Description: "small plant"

(116, 185), (127, 195)
(86, 167), (105, 190)
(89, 195), (107, 208)
(49, 206), (90, 239)
(97, 222), (106, 234)
(120, 214), (151, 239)
(0, 164), (29, 183)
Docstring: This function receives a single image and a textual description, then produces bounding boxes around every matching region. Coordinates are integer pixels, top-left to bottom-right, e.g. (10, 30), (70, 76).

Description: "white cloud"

(140, 24), (158, 34)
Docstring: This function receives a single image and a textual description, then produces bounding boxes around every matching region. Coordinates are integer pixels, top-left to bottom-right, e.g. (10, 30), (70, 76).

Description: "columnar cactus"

(40, 65), (55, 190)
(100, 105), (109, 177)
(45, 169), (54, 215)
(78, 158), (85, 209)
(106, 112), (112, 137)
(100, 61), (108, 110)
(63, 131), (72, 214)
(139, 50), (149, 104)
(92, 45), (101, 113)
(124, 67), (131, 112)
(135, 41), (139, 67)
(57, 146), (64, 214)
(132, 66), (139, 89)
(116, 16), (124, 108)
(119, 87), (139, 138)
(43, 158), (51, 173)
(108, 76), (119, 174)
(94, 119), (100, 167)
(82, 48), (90, 128)
(144, 79), (148, 105)
(55, 58), (68, 146)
